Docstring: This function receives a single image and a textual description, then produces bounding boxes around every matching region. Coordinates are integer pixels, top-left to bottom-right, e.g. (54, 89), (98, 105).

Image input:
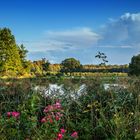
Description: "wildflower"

(45, 115), (53, 123)
(41, 117), (46, 123)
(57, 133), (63, 139)
(60, 128), (66, 134)
(7, 112), (11, 117)
(51, 112), (55, 116)
(55, 102), (61, 109)
(130, 112), (134, 115)
(47, 115), (52, 119)
(12, 112), (20, 118)
(7, 111), (20, 118)
(55, 112), (63, 121)
(71, 131), (78, 138)
(56, 112), (63, 117)
(49, 118), (53, 123)
(55, 115), (60, 121)
(44, 105), (54, 113)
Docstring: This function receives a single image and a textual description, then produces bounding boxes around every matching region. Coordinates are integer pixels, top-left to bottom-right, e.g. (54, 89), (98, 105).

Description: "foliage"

(0, 78), (140, 139)
(95, 51), (108, 65)
(42, 58), (50, 73)
(69, 72), (127, 77)
(0, 28), (23, 76)
(82, 64), (128, 73)
(0, 81), (79, 140)
(61, 58), (82, 73)
(18, 44), (28, 63)
(48, 64), (61, 72)
(129, 54), (140, 76)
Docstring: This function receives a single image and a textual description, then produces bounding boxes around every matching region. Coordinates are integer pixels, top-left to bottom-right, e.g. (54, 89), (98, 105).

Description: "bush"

(129, 54), (140, 76)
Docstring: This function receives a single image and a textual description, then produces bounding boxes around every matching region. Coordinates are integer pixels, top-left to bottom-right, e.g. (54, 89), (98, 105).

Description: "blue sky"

(0, 0), (140, 64)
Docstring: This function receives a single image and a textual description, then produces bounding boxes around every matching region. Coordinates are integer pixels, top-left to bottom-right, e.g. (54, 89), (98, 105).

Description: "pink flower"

(44, 105), (54, 113)
(60, 128), (66, 134)
(12, 112), (20, 118)
(57, 133), (63, 139)
(54, 102), (61, 109)
(7, 112), (11, 117)
(71, 131), (78, 138)
(51, 112), (55, 116)
(49, 118), (53, 123)
(56, 112), (63, 117)
(55, 115), (60, 121)
(45, 115), (53, 123)
(47, 115), (52, 119)
(41, 117), (46, 123)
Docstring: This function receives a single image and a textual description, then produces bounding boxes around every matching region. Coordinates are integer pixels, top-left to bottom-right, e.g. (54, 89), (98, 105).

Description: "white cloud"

(45, 27), (101, 48)
(99, 12), (140, 48)
(21, 27), (101, 53)
(23, 40), (71, 52)
(121, 13), (140, 21)
(98, 45), (133, 48)
(21, 27), (101, 62)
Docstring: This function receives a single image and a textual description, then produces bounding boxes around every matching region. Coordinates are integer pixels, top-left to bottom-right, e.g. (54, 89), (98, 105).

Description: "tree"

(42, 58), (50, 74)
(0, 28), (22, 75)
(48, 64), (61, 72)
(32, 60), (43, 76)
(61, 58), (82, 74)
(18, 44), (28, 63)
(17, 44), (32, 74)
(129, 54), (140, 76)
(31, 59), (50, 76)
(95, 51), (108, 66)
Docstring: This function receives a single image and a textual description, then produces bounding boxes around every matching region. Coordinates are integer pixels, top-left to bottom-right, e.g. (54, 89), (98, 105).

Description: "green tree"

(0, 28), (22, 75)
(18, 44), (28, 63)
(129, 54), (140, 76)
(17, 44), (32, 74)
(61, 58), (82, 74)
(31, 59), (50, 76)
(31, 60), (43, 76)
(48, 64), (61, 72)
(42, 58), (50, 75)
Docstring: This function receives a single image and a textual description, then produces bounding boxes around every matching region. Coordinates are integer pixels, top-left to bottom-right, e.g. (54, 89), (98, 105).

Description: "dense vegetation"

(129, 54), (140, 76)
(0, 28), (30, 76)
(0, 77), (140, 139)
(60, 58), (82, 73)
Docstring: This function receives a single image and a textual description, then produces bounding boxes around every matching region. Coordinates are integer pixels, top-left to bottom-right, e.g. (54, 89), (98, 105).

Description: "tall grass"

(0, 77), (140, 140)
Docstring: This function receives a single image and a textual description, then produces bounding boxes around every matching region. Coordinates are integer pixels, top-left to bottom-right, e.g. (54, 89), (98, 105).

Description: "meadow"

(0, 76), (140, 140)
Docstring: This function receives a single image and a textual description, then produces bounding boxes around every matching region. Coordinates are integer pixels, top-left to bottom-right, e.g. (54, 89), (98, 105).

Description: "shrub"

(129, 54), (140, 76)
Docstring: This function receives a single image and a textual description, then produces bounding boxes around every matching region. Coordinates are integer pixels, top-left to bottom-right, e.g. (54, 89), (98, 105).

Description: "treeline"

(31, 59), (128, 77)
(0, 28), (128, 77)
(82, 64), (128, 73)
(47, 64), (129, 73)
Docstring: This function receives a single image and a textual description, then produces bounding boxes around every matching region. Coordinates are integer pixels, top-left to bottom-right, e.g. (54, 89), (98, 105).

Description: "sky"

(0, 0), (140, 64)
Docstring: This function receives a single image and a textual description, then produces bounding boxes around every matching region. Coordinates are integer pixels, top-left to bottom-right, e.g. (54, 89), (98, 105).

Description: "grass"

(0, 76), (140, 140)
